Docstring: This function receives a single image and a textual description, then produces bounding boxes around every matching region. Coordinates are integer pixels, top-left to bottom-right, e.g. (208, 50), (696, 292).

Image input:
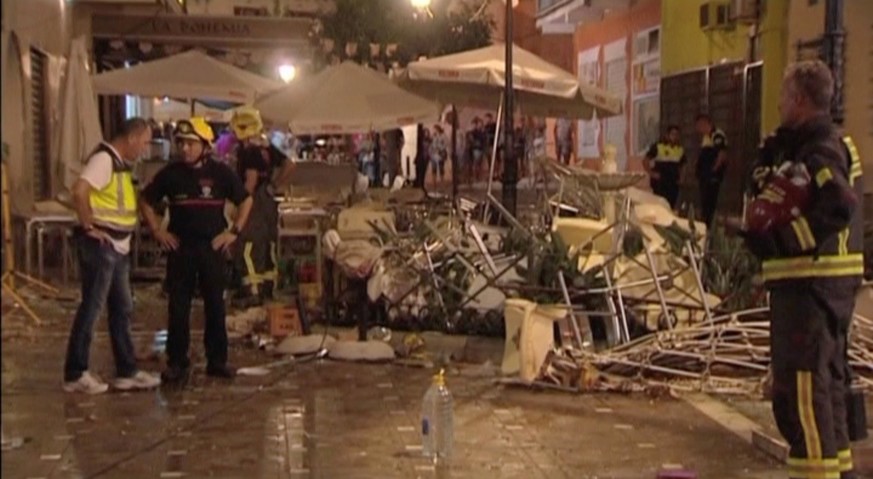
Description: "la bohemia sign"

(92, 14), (312, 48)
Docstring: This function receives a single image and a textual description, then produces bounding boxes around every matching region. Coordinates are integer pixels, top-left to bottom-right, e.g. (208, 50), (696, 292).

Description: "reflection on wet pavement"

(0, 278), (792, 479)
(1, 330), (787, 479)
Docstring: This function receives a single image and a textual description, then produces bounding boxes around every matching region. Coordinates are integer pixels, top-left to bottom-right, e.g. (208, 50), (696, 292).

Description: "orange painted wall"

(514, 0), (575, 73)
(572, 0), (661, 173)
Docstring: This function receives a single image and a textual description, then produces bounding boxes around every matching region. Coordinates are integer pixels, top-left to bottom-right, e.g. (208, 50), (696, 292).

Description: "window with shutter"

(30, 47), (50, 201)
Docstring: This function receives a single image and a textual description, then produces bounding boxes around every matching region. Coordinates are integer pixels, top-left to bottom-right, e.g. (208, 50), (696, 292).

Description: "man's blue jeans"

(63, 234), (137, 382)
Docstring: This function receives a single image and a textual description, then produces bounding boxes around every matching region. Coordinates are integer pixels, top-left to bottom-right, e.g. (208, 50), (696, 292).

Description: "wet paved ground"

(0, 286), (805, 478)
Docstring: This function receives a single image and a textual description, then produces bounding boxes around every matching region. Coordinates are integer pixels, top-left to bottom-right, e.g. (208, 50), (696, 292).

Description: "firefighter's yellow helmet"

(174, 117), (215, 145)
(231, 106), (264, 140)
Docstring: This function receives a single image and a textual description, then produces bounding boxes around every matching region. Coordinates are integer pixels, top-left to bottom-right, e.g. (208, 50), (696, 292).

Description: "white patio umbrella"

(397, 42), (623, 120)
(91, 50), (281, 104)
(396, 42), (623, 208)
(56, 36), (103, 192)
(254, 61), (440, 135)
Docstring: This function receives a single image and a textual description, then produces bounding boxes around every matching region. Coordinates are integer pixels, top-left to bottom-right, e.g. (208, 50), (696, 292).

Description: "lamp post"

(501, 0), (517, 218)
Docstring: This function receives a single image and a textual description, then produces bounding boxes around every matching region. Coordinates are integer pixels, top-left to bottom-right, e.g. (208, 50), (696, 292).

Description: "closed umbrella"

(56, 36), (103, 192)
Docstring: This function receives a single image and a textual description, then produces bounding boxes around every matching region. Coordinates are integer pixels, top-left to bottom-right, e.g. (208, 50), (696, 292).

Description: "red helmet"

(745, 166), (811, 234)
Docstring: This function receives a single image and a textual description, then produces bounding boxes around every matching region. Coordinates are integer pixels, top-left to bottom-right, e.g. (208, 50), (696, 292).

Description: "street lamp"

(278, 64), (297, 83)
(502, 0), (518, 218)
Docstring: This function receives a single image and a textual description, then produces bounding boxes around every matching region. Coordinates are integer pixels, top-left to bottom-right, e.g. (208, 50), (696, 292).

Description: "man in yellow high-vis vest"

(643, 125), (686, 208)
(729, 60), (862, 479)
(64, 118), (161, 394)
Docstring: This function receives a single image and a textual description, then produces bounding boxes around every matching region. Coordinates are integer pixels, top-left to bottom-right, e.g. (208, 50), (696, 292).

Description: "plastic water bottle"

(421, 369), (453, 461)
(152, 330), (168, 355)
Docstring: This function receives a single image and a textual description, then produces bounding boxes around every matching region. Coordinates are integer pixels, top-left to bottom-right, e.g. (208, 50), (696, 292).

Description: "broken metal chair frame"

(1, 162), (58, 325)
(539, 165), (716, 347)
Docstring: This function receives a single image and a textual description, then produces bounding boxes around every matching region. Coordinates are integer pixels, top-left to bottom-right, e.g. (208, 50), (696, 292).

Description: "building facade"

(535, 0), (871, 215)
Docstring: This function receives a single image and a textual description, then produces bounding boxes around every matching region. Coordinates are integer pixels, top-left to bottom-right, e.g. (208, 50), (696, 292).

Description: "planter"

(502, 299), (536, 376)
(503, 301), (568, 384)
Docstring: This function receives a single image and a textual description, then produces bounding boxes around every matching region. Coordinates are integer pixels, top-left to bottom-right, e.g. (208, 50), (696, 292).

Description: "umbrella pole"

(189, 99), (195, 116)
(451, 105), (458, 204)
(484, 96), (504, 221)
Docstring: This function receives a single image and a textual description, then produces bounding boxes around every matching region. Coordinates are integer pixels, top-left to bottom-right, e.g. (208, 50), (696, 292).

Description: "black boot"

(231, 289), (262, 309)
(161, 365), (190, 385)
(260, 282), (275, 302)
(206, 364), (236, 379)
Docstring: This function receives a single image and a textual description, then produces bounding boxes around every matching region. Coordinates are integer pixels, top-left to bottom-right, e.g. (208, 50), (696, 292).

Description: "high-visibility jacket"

(654, 143), (684, 163)
(89, 143), (138, 233)
(752, 116), (864, 283)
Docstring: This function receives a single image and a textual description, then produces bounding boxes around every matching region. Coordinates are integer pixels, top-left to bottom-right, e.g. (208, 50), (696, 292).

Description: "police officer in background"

(694, 113), (729, 226)
(728, 60), (862, 479)
(141, 117), (253, 384)
(230, 107), (295, 307)
(643, 125), (686, 209)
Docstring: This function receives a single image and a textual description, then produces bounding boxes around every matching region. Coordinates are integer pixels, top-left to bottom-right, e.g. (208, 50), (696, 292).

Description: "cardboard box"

(267, 303), (302, 338)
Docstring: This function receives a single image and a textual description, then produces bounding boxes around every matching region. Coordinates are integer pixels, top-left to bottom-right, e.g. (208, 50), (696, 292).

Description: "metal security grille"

(30, 47), (50, 200)
(660, 68), (707, 216)
(660, 61), (760, 218)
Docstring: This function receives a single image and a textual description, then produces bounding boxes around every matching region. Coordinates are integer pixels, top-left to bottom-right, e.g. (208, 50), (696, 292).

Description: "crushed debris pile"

(529, 310), (873, 395)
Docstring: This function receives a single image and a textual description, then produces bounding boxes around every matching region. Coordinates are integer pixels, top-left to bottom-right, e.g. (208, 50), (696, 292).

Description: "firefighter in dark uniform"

(728, 60), (862, 479)
(230, 107), (295, 307)
(694, 113), (728, 226)
(141, 117), (254, 384)
(643, 125), (686, 209)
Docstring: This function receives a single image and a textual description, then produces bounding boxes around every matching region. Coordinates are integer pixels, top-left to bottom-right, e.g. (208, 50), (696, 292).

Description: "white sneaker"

(113, 371), (161, 391)
(63, 372), (109, 395)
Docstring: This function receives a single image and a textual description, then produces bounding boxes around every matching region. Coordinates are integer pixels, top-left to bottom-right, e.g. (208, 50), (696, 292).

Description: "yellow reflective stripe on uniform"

(762, 254), (864, 281)
(815, 168), (833, 187)
(655, 143), (684, 163)
(90, 170), (137, 230)
(837, 449), (852, 472)
(787, 457), (841, 479)
(843, 136), (861, 185)
(791, 218), (816, 251)
(759, 189), (785, 204)
(242, 241), (262, 288)
(269, 241), (279, 279)
(838, 229), (849, 256)
(797, 371), (822, 462)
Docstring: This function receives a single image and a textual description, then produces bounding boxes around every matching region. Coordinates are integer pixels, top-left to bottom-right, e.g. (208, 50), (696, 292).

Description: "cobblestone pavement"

(0, 287), (784, 479)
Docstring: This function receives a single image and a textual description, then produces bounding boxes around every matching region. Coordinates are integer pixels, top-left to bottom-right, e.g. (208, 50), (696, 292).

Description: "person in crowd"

(359, 131), (377, 185)
(554, 118), (574, 165)
(643, 125), (686, 208)
(430, 124), (448, 186)
(382, 128), (405, 184)
(466, 117), (486, 183)
(694, 113), (729, 226)
(414, 125), (432, 188)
